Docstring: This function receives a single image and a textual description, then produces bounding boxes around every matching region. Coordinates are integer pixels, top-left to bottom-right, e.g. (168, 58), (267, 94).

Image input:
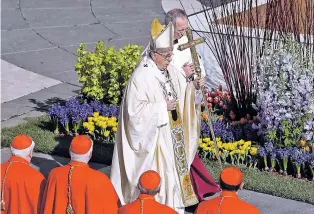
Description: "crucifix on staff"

(178, 28), (223, 170)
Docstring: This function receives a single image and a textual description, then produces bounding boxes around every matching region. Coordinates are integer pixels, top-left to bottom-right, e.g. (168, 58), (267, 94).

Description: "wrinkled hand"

(166, 99), (177, 111)
(193, 75), (205, 90)
(183, 62), (195, 78)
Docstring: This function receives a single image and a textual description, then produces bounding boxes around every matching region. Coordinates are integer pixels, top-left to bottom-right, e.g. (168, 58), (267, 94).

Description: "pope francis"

(110, 18), (199, 213)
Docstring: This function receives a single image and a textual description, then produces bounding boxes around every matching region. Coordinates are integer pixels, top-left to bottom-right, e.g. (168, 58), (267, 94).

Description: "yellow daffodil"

(113, 127), (118, 132)
(87, 117), (93, 122)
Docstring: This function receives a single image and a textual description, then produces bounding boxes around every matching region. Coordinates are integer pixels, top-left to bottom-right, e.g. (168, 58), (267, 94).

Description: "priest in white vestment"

(110, 18), (199, 214)
(165, 9), (221, 202)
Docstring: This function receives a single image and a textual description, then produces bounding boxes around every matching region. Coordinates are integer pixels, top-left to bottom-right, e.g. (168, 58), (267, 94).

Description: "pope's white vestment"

(110, 57), (198, 214)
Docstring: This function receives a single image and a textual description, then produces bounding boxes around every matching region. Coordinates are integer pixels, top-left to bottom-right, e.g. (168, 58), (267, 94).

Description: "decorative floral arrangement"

(48, 96), (119, 139)
(255, 40), (314, 148)
(198, 137), (258, 167)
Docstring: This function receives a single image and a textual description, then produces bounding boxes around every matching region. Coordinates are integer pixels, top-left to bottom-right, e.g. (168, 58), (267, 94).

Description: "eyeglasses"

(155, 52), (173, 61)
(176, 28), (189, 33)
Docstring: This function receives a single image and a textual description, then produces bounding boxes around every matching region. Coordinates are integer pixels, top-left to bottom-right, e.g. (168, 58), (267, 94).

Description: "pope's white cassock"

(110, 19), (199, 214)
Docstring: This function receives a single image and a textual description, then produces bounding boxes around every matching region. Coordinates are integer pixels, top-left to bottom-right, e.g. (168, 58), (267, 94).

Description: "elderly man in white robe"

(110, 18), (200, 214)
(164, 9), (221, 203)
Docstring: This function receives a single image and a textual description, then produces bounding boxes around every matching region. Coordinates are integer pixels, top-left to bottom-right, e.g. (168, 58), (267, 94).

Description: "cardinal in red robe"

(41, 135), (118, 214)
(119, 170), (178, 214)
(1, 134), (46, 214)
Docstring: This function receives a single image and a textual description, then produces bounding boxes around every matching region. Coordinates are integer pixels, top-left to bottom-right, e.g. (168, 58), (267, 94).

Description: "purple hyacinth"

(290, 148), (308, 166)
(48, 105), (63, 118)
(109, 105), (120, 117)
(270, 150), (277, 160)
(258, 146), (267, 157)
(243, 123), (258, 141)
(213, 121), (234, 142)
(265, 142), (274, 153)
(58, 106), (69, 126)
(48, 104), (68, 126)
(230, 124), (243, 140)
(100, 105), (110, 117)
(65, 97), (81, 122)
(309, 157), (314, 169)
(90, 100), (103, 113)
(201, 120), (210, 137)
(79, 102), (93, 121)
(276, 148), (290, 159)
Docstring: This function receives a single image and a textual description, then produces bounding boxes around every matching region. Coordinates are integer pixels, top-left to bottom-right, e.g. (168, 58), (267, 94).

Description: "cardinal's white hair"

(69, 144), (93, 163)
(10, 141), (35, 159)
(137, 179), (161, 195)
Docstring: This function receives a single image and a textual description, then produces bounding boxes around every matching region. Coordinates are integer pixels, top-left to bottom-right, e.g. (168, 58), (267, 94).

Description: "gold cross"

(177, 28), (206, 76)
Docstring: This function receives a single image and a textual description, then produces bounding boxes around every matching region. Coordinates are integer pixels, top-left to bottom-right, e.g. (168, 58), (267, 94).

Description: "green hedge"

(2, 116), (314, 204)
(206, 161), (314, 205)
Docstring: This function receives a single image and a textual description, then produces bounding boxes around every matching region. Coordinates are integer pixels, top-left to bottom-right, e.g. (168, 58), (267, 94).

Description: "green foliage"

(75, 41), (142, 104)
(206, 161), (314, 205)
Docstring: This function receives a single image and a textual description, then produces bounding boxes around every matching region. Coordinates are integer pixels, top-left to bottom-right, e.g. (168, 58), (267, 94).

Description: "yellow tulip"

(104, 130), (110, 137)
(93, 112), (100, 117)
(203, 138), (210, 143)
(200, 143), (207, 148)
(203, 147), (210, 151)
(217, 141), (222, 148)
(250, 147), (258, 155)
(198, 139), (203, 144)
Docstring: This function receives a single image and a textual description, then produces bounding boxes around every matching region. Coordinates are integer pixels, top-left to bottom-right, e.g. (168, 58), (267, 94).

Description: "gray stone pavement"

(1, 148), (314, 214)
(1, 0), (165, 127)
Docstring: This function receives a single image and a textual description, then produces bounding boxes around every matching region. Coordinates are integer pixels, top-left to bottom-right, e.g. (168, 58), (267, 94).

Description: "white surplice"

(110, 57), (196, 214)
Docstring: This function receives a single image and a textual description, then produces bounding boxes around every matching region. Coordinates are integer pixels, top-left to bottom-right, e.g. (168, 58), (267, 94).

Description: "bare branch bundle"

(180, 0), (313, 117)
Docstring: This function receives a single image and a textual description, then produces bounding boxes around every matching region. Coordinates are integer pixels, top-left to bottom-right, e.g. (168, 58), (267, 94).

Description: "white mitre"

(149, 18), (174, 53)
